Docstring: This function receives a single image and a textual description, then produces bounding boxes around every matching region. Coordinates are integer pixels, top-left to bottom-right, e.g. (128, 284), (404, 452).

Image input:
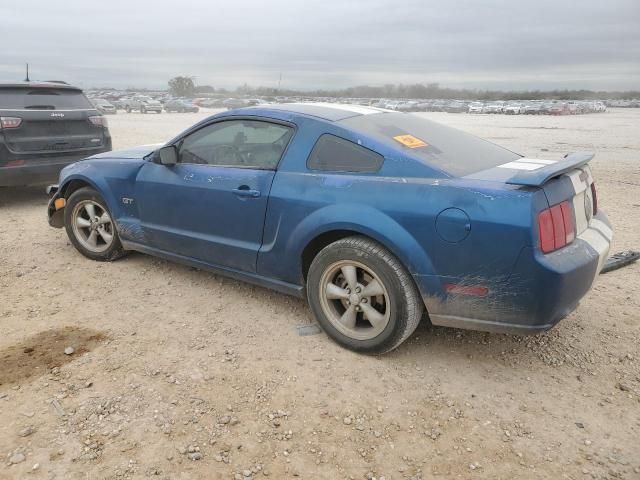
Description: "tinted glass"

(0, 87), (94, 110)
(340, 112), (520, 176)
(307, 134), (383, 173)
(178, 120), (293, 169)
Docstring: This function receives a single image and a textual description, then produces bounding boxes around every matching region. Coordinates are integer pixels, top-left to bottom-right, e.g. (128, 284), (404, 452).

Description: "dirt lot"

(1, 109), (638, 480)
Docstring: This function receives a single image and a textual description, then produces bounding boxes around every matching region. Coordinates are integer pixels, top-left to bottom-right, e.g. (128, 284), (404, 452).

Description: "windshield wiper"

(24, 105), (56, 110)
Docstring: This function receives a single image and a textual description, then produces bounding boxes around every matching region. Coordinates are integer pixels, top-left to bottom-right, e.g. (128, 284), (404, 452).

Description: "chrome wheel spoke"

(98, 228), (113, 244)
(84, 203), (97, 220)
(326, 282), (349, 300)
(97, 212), (111, 225)
(360, 302), (386, 328)
(361, 279), (384, 298)
(341, 265), (357, 291)
(76, 217), (91, 229)
(87, 230), (98, 248)
(339, 305), (357, 330)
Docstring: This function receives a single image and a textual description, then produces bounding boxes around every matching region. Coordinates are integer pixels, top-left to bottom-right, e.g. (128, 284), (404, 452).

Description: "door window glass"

(178, 120), (293, 169)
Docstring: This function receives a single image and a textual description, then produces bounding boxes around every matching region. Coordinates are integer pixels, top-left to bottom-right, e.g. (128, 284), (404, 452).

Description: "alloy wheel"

(318, 260), (391, 340)
(71, 200), (115, 253)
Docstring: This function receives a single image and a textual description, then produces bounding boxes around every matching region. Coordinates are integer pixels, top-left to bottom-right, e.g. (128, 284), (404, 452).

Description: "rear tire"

(307, 236), (423, 354)
(64, 187), (126, 262)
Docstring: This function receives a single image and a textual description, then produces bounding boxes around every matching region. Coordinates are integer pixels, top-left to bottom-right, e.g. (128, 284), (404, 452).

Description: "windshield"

(340, 112), (521, 177)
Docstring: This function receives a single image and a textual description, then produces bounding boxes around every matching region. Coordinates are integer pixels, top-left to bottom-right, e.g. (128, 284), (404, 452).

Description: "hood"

(87, 143), (162, 160)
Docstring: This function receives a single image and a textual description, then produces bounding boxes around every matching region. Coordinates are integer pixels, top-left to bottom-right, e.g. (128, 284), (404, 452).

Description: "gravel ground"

(0, 108), (638, 480)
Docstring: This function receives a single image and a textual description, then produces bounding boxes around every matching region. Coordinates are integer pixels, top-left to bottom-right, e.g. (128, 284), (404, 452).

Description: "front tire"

(307, 236), (423, 354)
(64, 187), (126, 262)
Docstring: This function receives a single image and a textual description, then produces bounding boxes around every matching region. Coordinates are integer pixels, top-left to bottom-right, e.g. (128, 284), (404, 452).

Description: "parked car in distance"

(164, 98), (200, 113)
(548, 102), (569, 115)
(91, 98), (117, 115)
(482, 103), (504, 114)
(46, 103), (611, 354)
(443, 101), (467, 113)
(124, 96), (162, 113)
(523, 103), (543, 115)
(1, 82), (111, 187)
(222, 98), (250, 110)
(468, 102), (484, 113)
(503, 103), (524, 114)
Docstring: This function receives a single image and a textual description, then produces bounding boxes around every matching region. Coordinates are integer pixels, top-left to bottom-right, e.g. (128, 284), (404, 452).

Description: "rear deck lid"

(465, 151), (595, 187)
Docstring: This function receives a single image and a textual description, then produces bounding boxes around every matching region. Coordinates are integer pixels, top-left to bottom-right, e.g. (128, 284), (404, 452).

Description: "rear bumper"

(415, 211), (612, 335)
(0, 157), (83, 187)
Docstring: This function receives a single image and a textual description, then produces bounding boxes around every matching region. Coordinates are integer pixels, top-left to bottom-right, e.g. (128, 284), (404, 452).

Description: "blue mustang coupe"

(47, 103), (612, 354)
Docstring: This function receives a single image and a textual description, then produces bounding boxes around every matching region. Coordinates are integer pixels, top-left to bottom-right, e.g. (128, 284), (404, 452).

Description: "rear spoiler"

(504, 152), (594, 187)
(465, 152), (595, 187)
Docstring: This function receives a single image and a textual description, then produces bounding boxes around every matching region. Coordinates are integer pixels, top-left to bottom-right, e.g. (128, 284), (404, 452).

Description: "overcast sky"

(1, 0), (639, 91)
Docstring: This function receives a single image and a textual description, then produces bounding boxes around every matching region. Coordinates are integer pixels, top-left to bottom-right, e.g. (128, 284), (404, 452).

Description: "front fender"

(54, 162), (130, 229)
(288, 203), (436, 279)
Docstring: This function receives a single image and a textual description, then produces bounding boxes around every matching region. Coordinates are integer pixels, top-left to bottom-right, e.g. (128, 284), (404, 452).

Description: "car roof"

(0, 81), (82, 91)
(242, 102), (391, 121)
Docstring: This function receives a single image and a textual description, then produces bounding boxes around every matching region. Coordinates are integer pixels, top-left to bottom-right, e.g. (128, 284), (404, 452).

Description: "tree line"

(168, 76), (639, 100)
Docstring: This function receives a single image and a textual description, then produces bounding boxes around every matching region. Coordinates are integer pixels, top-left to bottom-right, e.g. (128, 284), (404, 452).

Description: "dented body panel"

(48, 104), (611, 335)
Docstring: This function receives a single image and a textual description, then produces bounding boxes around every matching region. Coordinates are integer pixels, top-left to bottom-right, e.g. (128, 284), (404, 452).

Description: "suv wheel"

(141, 106), (146, 114)
(64, 187), (126, 262)
(125, 106), (131, 113)
(307, 236), (423, 354)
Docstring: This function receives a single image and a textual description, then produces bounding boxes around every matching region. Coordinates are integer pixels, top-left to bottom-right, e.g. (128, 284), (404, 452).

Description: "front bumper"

(47, 184), (65, 228)
(415, 210), (613, 335)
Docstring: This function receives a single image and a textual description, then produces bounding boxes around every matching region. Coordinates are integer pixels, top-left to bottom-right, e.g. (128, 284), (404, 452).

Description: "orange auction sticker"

(393, 134), (428, 148)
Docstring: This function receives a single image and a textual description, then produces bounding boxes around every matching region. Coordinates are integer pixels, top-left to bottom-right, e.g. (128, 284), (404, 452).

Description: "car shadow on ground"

(119, 252), (572, 371)
(0, 185), (49, 208)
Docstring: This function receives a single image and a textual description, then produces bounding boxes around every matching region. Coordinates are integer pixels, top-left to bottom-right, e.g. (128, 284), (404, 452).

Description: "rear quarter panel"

(259, 121), (542, 302)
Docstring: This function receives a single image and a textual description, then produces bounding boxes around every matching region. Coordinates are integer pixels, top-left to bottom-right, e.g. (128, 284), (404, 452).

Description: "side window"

(307, 134), (383, 173)
(177, 120), (293, 169)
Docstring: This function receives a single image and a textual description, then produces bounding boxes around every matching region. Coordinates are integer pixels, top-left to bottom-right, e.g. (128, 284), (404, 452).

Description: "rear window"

(307, 134), (384, 173)
(340, 112), (520, 176)
(0, 87), (94, 110)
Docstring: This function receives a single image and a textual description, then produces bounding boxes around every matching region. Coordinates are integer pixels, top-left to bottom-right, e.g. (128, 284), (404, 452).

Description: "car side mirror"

(158, 145), (178, 166)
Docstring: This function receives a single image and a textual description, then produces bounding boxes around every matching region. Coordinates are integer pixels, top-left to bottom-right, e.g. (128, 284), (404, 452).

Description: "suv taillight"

(0, 117), (23, 129)
(88, 116), (108, 128)
(538, 201), (575, 253)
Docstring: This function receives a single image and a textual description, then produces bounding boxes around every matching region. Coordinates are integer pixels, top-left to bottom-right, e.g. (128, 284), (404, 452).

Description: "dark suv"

(0, 82), (112, 186)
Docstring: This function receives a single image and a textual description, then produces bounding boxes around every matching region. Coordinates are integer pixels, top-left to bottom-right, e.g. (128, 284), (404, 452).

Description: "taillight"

(590, 182), (598, 215)
(0, 117), (22, 129)
(88, 116), (108, 128)
(538, 200), (575, 253)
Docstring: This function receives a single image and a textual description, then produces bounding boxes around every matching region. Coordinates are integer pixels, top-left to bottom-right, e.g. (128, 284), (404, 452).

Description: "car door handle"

(232, 186), (261, 198)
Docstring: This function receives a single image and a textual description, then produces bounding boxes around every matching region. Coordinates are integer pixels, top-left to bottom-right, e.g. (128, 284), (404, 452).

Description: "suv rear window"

(307, 134), (384, 173)
(340, 112), (520, 176)
(0, 87), (94, 110)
